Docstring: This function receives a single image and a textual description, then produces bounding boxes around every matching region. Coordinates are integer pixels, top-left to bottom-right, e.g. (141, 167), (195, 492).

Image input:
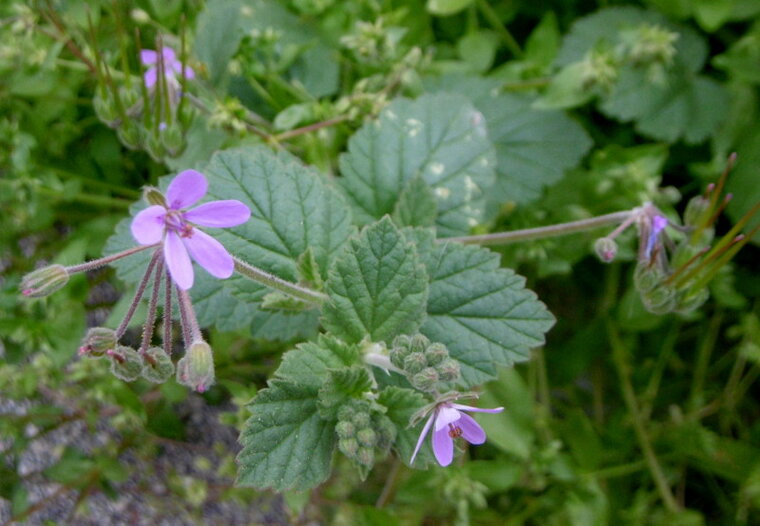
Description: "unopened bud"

(357, 428), (377, 447)
(409, 334), (430, 355)
(403, 352), (427, 375)
(130, 8), (150, 24)
(683, 195), (711, 228)
(634, 263), (664, 294)
(161, 124), (185, 156)
(424, 343), (448, 366)
(594, 237), (618, 263)
(436, 358), (460, 382)
(93, 94), (120, 127)
(353, 411), (371, 429)
(117, 121), (142, 150)
(676, 288), (709, 314)
(339, 437), (359, 458)
(21, 264), (69, 298)
(390, 334), (412, 368)
(79, 327), (117, 358)
(146, 133), (166, 161)
(143, 186), (167, 207)
(176, 341), (215, 393)
(357, 447), (374, 466)
(411, 367), (439, 392)
(141, 346), (175, 383)
(641, 285), (677, 315)
(336, 421), (355, 439)
(337, 405), (355, 422)
(107, 346), (143, 381)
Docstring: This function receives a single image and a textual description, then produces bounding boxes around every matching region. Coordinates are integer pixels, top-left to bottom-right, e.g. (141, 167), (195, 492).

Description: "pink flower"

(130, 170), (250, 290)
(411, 401), (503, 467)
(140, 46), (194, 90)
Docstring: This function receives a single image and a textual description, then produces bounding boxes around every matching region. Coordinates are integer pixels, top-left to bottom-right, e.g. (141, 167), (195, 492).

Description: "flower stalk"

(233, 256), (328, 305)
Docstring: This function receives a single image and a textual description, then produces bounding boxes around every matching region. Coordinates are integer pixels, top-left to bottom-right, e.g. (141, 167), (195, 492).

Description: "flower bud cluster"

(80, 328), (176, 383)
(335, 401), (395, 468)
(390, 334), (460, 392)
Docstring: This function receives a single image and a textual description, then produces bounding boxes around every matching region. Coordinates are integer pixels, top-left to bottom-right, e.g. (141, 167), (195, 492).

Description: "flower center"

(164, 210), (194, 238)
(448, 423), (463, 439)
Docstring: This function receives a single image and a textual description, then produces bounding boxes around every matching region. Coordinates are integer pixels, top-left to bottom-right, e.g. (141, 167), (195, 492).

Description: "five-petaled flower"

(130, 169), (250, 290)
(411, 401), (503, 467)
(140, 46), (194, 90)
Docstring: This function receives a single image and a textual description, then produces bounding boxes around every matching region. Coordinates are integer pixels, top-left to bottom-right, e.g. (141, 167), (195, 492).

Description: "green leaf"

(237, 379), (335, 490)
(427, 76), (592, 205)
(377, 387), (436, 468)
(277, 334), (362, 389)
(338, 93), (496, 236)
(392, 176), (438, 228)
(194, 0), (245, 85)
(318, 365), (374, 419)
(693, 0), (734, 32)
(727, 126), (760, 242)
(427, 0), (473, 16)
(323, 217), (429, 344)
(418, 242), (555, 386)
(534, 62), (594, 110)
(600, 65), (728, 144)
(457, 31), (500, 73)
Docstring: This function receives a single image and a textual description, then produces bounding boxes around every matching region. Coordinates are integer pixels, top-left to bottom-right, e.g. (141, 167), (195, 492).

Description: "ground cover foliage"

(1, 0), (760, 524)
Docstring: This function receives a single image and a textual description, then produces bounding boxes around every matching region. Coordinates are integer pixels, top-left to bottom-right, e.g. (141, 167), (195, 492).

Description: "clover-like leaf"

(322, 217), (429, 344)
(338, 93), (496, 236)
(419, 242), (556, 387)
(237, 379), (335, 491)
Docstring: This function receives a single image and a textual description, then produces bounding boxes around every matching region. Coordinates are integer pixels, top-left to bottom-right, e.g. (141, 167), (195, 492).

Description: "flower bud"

(409, 334), (430, 355)
(390, 334), (412, 368)
(21, 264), (69, 298)
(143, 186), (167, 207)
(594, 237), (618, 263)
(683, 195), (711, 228)
(356, 447), (374, 467)
(79, 327), (117, 358)
(352, 411), (371, 429)
(676, 288), (709, 314)
(146, 133), (166, 161)
(339, 437), (359, 458)
(357, 428), (377, 448)
(108, 346), (143, 382)
(141, 346), (175, 383)
(335, 421), (355, 439)
(403, 352), (427, 375)
(93, 94), (120, 127)
(641, 285), (677, 315)
(161, 124), (185, 157)
(117, 121), (142, 150)
(176, 341), (215, 393)
(411, 367), (439, 392)
(337, 405), (355, 422)
(634, 263), (664, 294)
(436, 358), (461, 382)
(424, 343), (448, 366)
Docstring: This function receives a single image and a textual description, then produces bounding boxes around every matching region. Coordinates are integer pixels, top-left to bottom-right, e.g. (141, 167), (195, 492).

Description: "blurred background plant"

(1, 0), (759, 524)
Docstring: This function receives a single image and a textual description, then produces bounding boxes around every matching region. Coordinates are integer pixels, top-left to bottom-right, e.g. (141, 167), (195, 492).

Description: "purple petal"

(131, 205), (166, 245)
(166, 170), (208, 210)
(182, 65), (195, 80)
(451, 403), (504, 414)
(432, 427), (454, 467)
(144, 67), (158, 89)
(184, 200), (251, 228)
(434, 406), (462, 431)
(652, 215), (668, 234)
(456, 413), (486, 445)
(410, 413), (435, 465)
(140, 49), (158, 65)
(164, 231), (194, 290)
(183, 229), (234, 279)
(161, 47), (177, 63)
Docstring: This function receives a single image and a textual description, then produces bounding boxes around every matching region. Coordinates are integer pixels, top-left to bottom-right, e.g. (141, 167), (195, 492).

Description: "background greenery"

(1, 0), (759, 524)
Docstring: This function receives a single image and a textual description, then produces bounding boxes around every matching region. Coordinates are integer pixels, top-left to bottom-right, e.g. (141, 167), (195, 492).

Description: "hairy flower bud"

(634, 263), (664, 294)
(683, 195), (711, 228)
(93, 94), (120, 127)
(409, 334), (430, 355)
(141, 346), (175, 383)
(161, 124), (185, 156)
(356, 428), (377, 448)
(118, 121), (142, 150)
(79, 327), (117, 358)
(411, 367), (439, 392)
(108, 346), (143, 382)
(339, 437), (359, 458)
(424, 343), (448, 366)
(21, 264), (69, 298)
(356, 447), (374, 467)
(403, 352), (427, 375)
(335, 420), (355, 439)
(352, 411), (371, 429)
(176, 341), (215, 393)
(594, 237), (618, 263)
(143, 186), (167, 207)
(641, 285), (677, 315)
(436, 358), (461, 382)
(390, 334), (412, 368)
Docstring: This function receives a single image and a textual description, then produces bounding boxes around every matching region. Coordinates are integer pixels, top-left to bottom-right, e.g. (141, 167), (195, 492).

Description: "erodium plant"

(14, 1), (760, 507)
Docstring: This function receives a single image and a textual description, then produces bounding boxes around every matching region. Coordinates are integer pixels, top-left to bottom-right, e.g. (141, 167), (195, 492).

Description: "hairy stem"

(163, 267), (173, 354)
(176, 286), (202, 343)
(139, 257), (164, 354)
(443, 210), (635, 246)
(115, 249), (162, 339)
(65, 243), (159, 274)
(233, 257), (328, 305)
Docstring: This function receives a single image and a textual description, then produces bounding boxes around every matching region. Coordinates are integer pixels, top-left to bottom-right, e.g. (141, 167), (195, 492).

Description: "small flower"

(411, 400), (503, 467)
(130, 169), (251, 290)
(140, 46), (194, 90)
(643, 214), (668, 261)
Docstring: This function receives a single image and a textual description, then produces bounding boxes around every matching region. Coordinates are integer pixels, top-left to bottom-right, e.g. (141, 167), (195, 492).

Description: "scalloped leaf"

(322, 217), (429, 344)
(338, 93), (496, 236)
(237, 379), (334, 491)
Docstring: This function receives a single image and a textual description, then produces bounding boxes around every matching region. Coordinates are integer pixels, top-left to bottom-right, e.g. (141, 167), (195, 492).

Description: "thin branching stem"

(233, 256), (328, 305)
(115, 249), (162, 339)
(65, 244), (158, 274)
(139, 257), (164, 354)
